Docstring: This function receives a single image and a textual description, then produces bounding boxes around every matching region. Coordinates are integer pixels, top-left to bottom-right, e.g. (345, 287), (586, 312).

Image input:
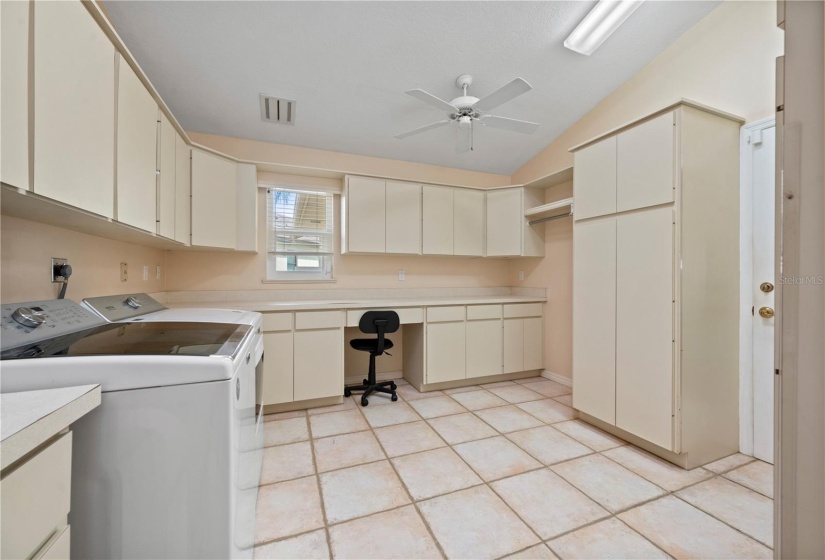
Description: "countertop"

(1, 385), (101, 470)
(166, 295), (546, 313)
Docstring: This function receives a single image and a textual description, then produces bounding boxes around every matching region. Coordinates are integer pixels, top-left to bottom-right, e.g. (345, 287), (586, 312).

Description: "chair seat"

(350, 338), (394, 352)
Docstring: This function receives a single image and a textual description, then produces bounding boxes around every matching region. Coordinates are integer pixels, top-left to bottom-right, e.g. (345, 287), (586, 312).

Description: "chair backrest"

(358, 310), (400, 335)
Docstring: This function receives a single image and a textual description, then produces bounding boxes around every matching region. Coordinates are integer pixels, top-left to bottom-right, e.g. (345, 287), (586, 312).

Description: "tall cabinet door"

(34, 0), (115, 218)
(617, 112), (675, 212)
(615, 207), (674, 450)
(347, 177), (386, 253)
(157, 113), (177, 239)
(486, 188), (522, 256)
(422, 186), (454, 255)
(174, 135), (191, 245)
(453, 189), (484, 256)
(191, 149), (237, 249)
(572, 217), (617, 425)
(1, 0), (29, 190)
(386, 181), (421, 254)
(573, 137), (616, 221)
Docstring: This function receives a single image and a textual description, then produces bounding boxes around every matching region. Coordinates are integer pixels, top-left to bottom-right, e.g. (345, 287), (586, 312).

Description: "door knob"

(759, 306), (775, 318)
(760, 282), (774, 293)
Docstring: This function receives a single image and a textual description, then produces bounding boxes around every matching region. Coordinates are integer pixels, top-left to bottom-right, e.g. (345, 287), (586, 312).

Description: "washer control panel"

(1, 299), (105, 353)
(82, 293), (166, 322)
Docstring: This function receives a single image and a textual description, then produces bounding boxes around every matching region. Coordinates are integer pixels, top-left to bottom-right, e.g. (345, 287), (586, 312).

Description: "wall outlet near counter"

(398, 269), (405, 281)
(156, 266), (162, 280)
(142, 266), (149, 281)
(120, 262), (128, 282)
(519, 271), (525, 281)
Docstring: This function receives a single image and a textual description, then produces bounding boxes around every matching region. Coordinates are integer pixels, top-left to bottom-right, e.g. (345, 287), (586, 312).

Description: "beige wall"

(509, 1), (783, 379)
(0, 215), (166, 302)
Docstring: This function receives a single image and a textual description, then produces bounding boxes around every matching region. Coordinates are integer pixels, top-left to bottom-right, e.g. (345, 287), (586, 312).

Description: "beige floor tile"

(392, 447), (482, 500)
(253, 529), (329, 559)
(504, 544), (559, 559)
(520, 380), (572, 398)
(507, 426), (593, 466)
(328, 505), (442, 559)
(618, 495), (772, 559)
(552, 395), (574, 407)
(309, 409), (369, 438)
(454, 436), (542, 481)
(517, 399), (577, 424)
(603, 446), (713, 491)
(678, 477), (773, 547)
(491, 469), (609, 540)
(547, 518), (668, 560)
(260, 441), (315, 485)
(427, 412), (498, 444)
(264, 417), (310, 447)
(475, 405), (544, 433)
(307, 397), (357, 415)
(264, 409), (307, 422)
(408, 395), (467, 418)
(488, 384), (546, 404)
(703, 452), (756, 474)
(444, 385), (484, 395)
(418, 485), (540, 560)
(553, 420), (625, 452)
(392, 377), (409, 386)
(255, 476), (325, 543)
(396, 385), (444, 401)
(373, 420), (447, 457)
(481, 380), (517, 389)
(724, 460), (774, 498)
(513, 376), (544, 385)
(313, 431), (386, 472)
(319, 460), (410, 524)
(361, 401), (421, 428)
(450, 389), (509, 411)
(551, 454), (666, 512)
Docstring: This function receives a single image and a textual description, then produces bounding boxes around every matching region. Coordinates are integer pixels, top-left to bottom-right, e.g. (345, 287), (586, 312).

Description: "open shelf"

(524, 197), (574, 224)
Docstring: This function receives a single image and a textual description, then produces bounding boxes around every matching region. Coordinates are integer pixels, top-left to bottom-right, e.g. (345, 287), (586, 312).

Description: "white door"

(751, 125), (776, 464)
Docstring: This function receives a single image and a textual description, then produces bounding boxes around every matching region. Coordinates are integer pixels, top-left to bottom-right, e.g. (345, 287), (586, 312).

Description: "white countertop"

(1, 385), (101, 470)
(167, 295), (546, 313)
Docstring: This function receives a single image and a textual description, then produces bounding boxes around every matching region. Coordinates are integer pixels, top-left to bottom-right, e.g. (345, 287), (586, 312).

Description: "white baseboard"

(541, 370), (572, 387)
(344, 370), (403, 386)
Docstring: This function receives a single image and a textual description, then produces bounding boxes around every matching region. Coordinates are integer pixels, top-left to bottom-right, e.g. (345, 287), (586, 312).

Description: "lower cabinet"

(502, 304), (544, 374)
(262, 331), (293, 405)
(466, 305), (503, 378)
(426, 321), (466, 383)
(294, 329), (344, 401)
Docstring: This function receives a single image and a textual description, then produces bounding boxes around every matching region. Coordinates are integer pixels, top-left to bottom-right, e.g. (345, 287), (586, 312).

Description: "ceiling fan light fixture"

(564, 0), (644, 56)
(457, 115), (473, 129)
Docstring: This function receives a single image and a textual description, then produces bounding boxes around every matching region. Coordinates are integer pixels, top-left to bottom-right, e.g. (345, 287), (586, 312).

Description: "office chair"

(344, 310), (400, 406)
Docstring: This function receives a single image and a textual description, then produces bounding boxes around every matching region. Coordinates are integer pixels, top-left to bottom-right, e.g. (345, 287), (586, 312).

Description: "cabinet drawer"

(262, 312), (293, 332)
(503, 303), (543, 318)
(295, 311), (342, 330)
(1, 431), (72, 560)
(346, 308), (423, 327)
(427, 306), (465, 323)
(466, 305), (502, 321)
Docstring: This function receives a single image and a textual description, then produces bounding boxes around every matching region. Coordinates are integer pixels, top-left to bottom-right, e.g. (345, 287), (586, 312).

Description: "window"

(266, 187), (334, 280)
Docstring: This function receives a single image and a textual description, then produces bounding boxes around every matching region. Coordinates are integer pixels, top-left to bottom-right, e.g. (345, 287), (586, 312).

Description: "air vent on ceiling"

(260, 94), (296, 125)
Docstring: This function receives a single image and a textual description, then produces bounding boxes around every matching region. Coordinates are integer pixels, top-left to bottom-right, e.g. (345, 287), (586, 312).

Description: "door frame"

(738, 115), (776, 456)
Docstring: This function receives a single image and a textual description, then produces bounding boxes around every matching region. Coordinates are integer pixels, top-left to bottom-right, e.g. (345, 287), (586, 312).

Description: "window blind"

(267, 188), (334, 255)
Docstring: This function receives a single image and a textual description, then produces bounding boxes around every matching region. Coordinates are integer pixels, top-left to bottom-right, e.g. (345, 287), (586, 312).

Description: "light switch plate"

(398, 269), (405, 281)
(156, 266), (162, 280)
(142, 266), (149, 281)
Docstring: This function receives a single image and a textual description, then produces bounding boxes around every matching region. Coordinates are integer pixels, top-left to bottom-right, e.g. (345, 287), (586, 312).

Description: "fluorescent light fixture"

(564, 0), (644, 56)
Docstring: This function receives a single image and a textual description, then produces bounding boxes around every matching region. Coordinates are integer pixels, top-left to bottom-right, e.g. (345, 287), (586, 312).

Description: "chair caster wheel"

(363, 379), (370, 386)
(391, 393), (398, 402)
(390, 383), (397, 391)
(361, 397), (369, 407)
(344, 388), (352, 397)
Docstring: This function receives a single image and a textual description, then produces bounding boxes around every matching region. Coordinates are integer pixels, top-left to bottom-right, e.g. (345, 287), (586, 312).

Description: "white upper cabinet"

(422, 185), (454, 255)
(174, 135), (190, 245)
(157, 112), (177, 239)
(346, 176), (386, 253)
(235, 163), (258, 252)
(386, 181), (421, 254)
(617, 112), (675, 212)
(34, 0), (115, 218)
(191, 149), (237, 249)
(573, 136), (617, 221)
(486, 188), (521, 256)
(1, 0), (29, 190)
(116, 58), (158, 232)
(453, 189), (485, 256)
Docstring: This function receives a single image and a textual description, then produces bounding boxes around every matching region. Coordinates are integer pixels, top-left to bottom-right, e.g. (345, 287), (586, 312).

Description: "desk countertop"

(1, 385), (101, 470)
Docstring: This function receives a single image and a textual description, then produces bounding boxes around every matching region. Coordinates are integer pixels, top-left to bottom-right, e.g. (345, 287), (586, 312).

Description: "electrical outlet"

(519, 271), (525, 281)
(156, 266), (162, 280)
(398, 269), (405, 281)
(51, 257), (69, 283)
(120, 262), (128, 282)
(142, 266), (149, 281)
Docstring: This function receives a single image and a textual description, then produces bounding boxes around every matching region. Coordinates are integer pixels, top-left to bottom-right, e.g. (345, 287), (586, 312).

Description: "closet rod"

(528, 212), (573, 226)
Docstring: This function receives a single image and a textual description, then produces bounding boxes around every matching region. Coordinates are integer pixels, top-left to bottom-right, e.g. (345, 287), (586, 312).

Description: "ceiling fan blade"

(473, 78), (532, 113)
(405, 89), (458, 113)
(480, 115), (540, 134)
(456, 123), (472, 154)
(394, 120), (452, 139)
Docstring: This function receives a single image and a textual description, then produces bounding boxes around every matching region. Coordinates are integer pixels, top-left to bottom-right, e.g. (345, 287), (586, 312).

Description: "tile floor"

(254, 377), (774, 559)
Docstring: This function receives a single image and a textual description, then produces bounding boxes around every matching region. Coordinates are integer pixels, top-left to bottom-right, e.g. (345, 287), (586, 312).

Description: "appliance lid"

(82, 293), (167, 322)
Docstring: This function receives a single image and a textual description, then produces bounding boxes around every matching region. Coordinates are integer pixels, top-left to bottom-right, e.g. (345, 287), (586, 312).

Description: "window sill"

(261, 278), (338, 284)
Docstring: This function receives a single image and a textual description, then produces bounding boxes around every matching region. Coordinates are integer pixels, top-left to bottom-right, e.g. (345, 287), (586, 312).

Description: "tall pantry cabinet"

(572, 102), (743, 469)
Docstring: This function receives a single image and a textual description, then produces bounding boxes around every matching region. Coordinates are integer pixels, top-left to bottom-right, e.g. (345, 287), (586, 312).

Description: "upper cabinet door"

(573, 136), (617, 221)
(453, 189), (484, 256)
(174, 134), (190, 245)
(34, 0), (115, 218)
(157, 113), (177, 239)
(347, 176), (386, 253)
(235, 163), (258, 252)
(116, 59), (158, 232)
(386, 181), (421, 254)
(1, 0), (29, 190)
(191, 149), (237, 249)
(617, 112), (675, 212)
(422, 185), (454, 255)
(485, 188), (521, 256)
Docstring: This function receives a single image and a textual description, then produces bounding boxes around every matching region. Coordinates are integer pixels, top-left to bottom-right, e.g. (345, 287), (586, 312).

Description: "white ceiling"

(103, 1), (720, 175)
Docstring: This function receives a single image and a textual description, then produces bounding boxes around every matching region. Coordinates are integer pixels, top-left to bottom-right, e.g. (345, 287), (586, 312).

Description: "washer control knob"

(124, 296), (142, 309)
(12, 307), (46, 328)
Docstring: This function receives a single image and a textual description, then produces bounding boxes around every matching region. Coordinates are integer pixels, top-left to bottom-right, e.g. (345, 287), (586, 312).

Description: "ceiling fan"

(395, 74), (540, 153)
